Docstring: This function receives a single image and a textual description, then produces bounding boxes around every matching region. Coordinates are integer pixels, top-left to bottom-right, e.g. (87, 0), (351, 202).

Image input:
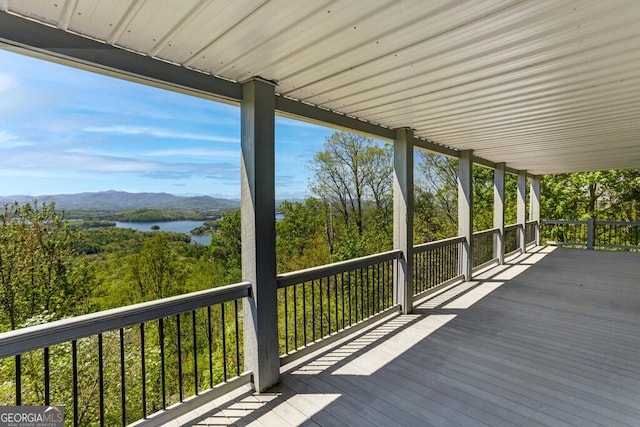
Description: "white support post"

(530, 175), (541, 246)
(458, 150), (473, 281)
(493, 163), (505, 264)
(393, 128), (414, 314)
(241, 78), (279, 392)
(517, 170), (527, 254)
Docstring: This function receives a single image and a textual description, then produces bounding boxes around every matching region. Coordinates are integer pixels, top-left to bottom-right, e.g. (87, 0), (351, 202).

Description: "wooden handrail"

(0, 281), (251, 358)
(277, 249), (402, 288)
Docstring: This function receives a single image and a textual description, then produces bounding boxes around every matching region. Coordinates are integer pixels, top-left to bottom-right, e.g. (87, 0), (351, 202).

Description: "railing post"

(517, 170), (527, 254)
(241, 77), (279, 392)
(393, 128), (414, 314)
(458, 150), (473, 280)
(587, 218), (595, 250)
(530, 175), (541, 245)
(493, 163), (505, 264)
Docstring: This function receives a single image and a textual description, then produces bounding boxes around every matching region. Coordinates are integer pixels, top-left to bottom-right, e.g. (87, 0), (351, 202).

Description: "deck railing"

(596, 221), (640, 250)
(413, 236), (464, 297)
(472, 228), (500, 268)
(0, 224), (546, 425)
(276, 250), (401, 361)
(504, 223), (520, 255)
(543, 219), (640, 251)
(0, 283), (251, 427)
(525, 220), (537, 246)
(541, 220), (588, 248)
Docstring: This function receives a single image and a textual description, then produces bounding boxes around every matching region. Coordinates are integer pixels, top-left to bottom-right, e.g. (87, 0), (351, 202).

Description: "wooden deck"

(181, 247), (640, 426)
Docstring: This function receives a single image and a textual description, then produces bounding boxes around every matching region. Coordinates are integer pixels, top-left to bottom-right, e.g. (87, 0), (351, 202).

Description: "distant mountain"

(0, 190), (240, 212)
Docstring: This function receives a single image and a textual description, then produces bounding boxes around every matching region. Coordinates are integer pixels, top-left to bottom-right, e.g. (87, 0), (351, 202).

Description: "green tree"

(414, 152), (525, 241)
(209, 209), (242, 283)
(127, 233), (189, 301)
(276, 198), (330, 272)
(414, 152), (459, 242)
(308, 131), (393, 258)
(473, 166), (494, 231)
(541, 169), (640, 221)
(0, 201), (93, 331)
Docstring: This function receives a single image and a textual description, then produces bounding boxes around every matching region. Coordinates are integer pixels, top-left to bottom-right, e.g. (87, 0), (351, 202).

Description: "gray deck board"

(191, 247), (640, 426)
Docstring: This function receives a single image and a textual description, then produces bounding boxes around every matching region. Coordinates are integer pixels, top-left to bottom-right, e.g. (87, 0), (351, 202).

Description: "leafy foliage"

(209, 209), (242, 283)
(308, 132), (393, 259)
(414, 152), (459, 242)
(276, 198), (330, 272)
(413, 151), (526, 243)
(0, 201), (94, 330)
(542, 170), (640, 221)
(126, 233), (190, 300)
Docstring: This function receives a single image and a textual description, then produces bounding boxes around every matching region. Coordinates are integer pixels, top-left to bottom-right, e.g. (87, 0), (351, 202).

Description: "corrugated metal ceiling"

(2, 0), (639, 174)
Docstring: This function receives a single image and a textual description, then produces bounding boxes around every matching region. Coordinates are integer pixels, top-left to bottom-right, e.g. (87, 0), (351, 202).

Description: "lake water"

(115, 221), (211, 245)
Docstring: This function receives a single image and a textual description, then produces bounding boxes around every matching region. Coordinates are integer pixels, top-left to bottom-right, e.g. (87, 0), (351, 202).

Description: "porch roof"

(1, 1), (640, 174)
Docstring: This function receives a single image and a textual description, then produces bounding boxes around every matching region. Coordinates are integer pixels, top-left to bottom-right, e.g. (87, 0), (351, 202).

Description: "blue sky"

(0, 48), (339, 199)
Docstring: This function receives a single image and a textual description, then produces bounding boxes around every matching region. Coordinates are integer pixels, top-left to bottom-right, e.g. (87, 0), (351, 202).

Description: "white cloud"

(0, 130), (34, 148)
(0, 150), (158, 173)
(145, 148), (239, 158)
(0, 168), (61, 179)
(84, 125), (239, 144)
(0, 73), (13, 94)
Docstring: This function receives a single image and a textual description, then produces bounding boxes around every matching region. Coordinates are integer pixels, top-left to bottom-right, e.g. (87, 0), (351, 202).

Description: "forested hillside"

(0, 190), (239, 214)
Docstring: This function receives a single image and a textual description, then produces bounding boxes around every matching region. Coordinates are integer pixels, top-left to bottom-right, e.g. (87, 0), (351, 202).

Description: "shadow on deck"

(181, 247), (640, 426)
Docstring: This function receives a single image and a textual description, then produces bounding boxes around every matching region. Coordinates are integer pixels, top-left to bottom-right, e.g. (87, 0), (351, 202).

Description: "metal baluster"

(439, 246), (443, 285)
(221, 303), (227, 381)
(327, 276), (331, 334)
(141, 323), (147, 418)
(347, 271), (352, 326)
(284, 285), (289, 354)
(383, 261), (387, 309)
(235, 299), (240, 377)
(159, 318), (166, 409)
(341, 271), (346, 329)
(177, 315), (183, 401)
(333, 274), (340, 331)
(192, 310), (198, 395)
(73, 340), (79, 427)
(119, 330), (126, 426)
(377, 262), (381, 311)
(419, 251), (424, 292)
(388, 257), (393, 299)
(44, 347), (50, 405)
(319, 277), (324, 338)
(311, 279), (316, 342)
(413, 252), (425, 294)
(98, 334), (104, 427)
(450, 245), (454, 280)
(364, 265), (369, 318)
(431, 248), (436, 286)
(293, 284), (298, 350)
(413, 252), (417, 294)
(302, 281), (308, 345)
(15, 355), (20, 405)
(207, 306), (213, 388)
(359, 267), (364, 321)
(447, 245), (451, 280)
(354, 270), (359, 322)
